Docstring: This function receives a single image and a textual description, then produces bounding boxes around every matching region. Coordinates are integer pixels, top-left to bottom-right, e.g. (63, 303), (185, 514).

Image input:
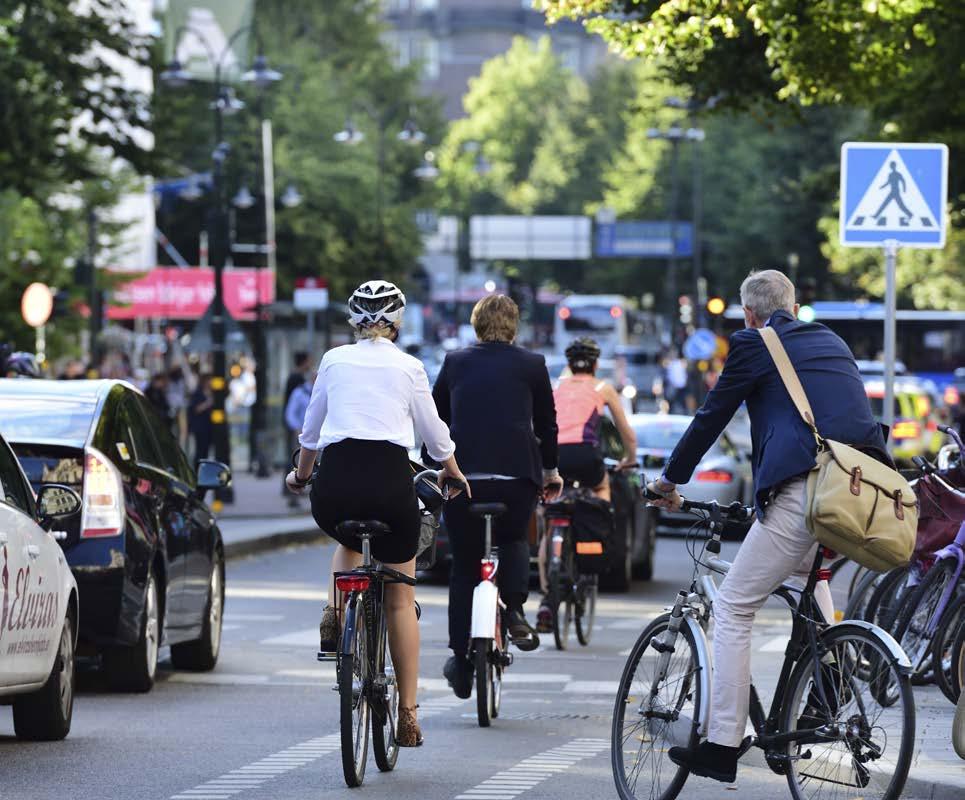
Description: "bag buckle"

(894, 489), (904, 521)
(850, 466), (862, 496)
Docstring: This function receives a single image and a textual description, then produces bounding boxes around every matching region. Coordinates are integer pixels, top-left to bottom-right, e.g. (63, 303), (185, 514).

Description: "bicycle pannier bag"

(760, 327), (916, 572)
(571, 495), (613, 574)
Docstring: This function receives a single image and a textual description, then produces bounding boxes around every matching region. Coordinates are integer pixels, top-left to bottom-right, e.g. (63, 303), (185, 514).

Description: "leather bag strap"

(758, 326), (822, 442)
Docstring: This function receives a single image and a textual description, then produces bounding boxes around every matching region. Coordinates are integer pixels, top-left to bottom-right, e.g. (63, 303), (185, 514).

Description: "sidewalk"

(213, 471), (326, 560)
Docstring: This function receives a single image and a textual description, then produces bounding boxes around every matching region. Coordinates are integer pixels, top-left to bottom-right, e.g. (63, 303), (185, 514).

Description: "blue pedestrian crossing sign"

(839, 142), (947, 248)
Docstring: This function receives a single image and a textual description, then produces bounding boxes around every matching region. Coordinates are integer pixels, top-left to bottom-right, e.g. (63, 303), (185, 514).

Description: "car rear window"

(632, 419), (689, 450)
(0, 397), (96, 443)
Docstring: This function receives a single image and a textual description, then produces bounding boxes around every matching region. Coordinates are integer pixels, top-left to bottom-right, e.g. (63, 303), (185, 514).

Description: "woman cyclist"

(431, 294), (562, 699)
(536, 337), (636, 631)
(286, 280), (468, 747)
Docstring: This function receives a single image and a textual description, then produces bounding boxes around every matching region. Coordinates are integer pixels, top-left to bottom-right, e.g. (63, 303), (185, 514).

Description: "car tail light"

(695, 470), (733, 483)
(480, 559), (497, 582)
(80, 447), (124, 538)
(944, 386), (960, 406)
(891, 420), (920, 440)
(335, 575), (370, 593)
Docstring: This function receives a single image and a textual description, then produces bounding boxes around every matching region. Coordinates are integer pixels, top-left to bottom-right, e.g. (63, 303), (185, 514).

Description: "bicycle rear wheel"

(892, 559), (958, 679)
(843, 569), (881, 621)
(612, 613), (703, 800)
(932, 591), (965, 703)
(551, 550), (575, 651)
(474, 638), (495, 727)
(576, 574), (598, 646)
(371, 606), (399, 772)
(866, 566), (909, 628)
(339, 594), (370, 787)
(782, 624), (914, 800)
(951, 614), (965, 699)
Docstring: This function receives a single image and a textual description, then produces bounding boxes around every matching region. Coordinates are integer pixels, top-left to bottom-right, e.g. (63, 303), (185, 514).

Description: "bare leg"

(537, 533), (549, 595)
(592, 471), (611, 503)
(383, 558), (419, 710)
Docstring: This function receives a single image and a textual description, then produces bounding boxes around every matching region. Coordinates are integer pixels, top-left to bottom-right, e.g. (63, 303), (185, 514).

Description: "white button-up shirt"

(298, 337), (456, 463)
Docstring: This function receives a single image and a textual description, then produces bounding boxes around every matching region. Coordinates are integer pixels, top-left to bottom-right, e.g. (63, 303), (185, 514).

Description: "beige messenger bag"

(759, 327), (917, 572)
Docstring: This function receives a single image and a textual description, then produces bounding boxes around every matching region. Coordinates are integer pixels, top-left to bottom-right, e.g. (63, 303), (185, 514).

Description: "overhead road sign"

(470, 215), (591, 260)
(840, 142), (948, 248)
(595, 221), (693, 258)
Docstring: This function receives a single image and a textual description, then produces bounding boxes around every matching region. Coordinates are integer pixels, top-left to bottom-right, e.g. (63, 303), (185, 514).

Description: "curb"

(224, 528), (330, 561)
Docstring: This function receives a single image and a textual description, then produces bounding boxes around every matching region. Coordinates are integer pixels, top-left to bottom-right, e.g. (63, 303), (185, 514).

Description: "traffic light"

(678, 295), (693, 325)
(50, 289), (71, 321)
(706, 296), (726, 316)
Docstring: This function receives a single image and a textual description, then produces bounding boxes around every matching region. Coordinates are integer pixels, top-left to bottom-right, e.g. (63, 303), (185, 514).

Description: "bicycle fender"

(682, 615), (713, 739)
(341, 594), (359, 657)
(828, 620), (913, 671)
(471, 581), (499, 639)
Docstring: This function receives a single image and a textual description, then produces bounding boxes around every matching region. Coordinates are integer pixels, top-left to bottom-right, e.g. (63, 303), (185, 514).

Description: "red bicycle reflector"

(335, 575), (371, 593)
(695, 470), (733, 483)
(821, 546), (837, 559)
(480, 560), (497, 581)
(816, 568), (832, 582)
(575, 541), (603, 555)
(548, 518), (570, 528)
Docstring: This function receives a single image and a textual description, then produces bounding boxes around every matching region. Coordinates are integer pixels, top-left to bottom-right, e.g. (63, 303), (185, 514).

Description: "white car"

(0, 432), (81, 740)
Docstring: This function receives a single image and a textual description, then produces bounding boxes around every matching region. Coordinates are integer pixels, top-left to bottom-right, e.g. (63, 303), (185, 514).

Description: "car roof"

(0, 378), (134, 403)
(630, 413), (692, 426)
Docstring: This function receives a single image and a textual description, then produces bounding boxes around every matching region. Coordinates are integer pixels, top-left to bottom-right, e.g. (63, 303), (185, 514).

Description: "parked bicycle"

(542, 488), (602, 650)
(611, 495), (915, 800)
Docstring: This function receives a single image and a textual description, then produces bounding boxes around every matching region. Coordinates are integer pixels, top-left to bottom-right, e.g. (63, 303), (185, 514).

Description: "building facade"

(381, 0), (610, 119)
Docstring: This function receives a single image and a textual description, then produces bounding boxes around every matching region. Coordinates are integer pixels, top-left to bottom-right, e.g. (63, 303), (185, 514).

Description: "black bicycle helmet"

(565, 337), (601, 372)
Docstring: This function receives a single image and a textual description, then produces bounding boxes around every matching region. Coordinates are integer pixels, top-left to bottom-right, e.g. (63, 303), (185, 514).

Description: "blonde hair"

(355, 323), (396, 341)
(471, 294), (519, 343)
(740, 269), (796, 321)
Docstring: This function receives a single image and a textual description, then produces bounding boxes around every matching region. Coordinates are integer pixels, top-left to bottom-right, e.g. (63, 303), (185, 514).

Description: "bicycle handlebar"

(412, 469), (467, 495)
(644, 486), (753, 523)
(938, 424), (964, 452)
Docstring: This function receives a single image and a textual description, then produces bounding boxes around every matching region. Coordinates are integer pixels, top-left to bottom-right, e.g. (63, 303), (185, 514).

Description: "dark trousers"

(281, 429), (299, 495)
(444, 479), (538, 654)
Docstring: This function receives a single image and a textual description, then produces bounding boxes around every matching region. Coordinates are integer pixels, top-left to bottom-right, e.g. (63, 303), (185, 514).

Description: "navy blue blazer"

(432, 342), (558, 486)
(664, 310), (887, 516)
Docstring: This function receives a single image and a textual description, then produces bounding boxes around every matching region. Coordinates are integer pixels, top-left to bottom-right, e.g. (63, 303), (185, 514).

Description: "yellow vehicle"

(865, 380), (943, 461)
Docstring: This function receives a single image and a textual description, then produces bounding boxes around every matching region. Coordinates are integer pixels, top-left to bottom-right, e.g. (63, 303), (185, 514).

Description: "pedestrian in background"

(189, 374), (214, 467)
(145, 372), (173, 429)
(284, 371), (314, 508)
(166, 364), (189, 449)
(282, 351), (311, 495)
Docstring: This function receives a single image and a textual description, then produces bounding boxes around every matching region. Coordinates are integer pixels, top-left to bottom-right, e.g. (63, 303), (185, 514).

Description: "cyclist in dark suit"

(432, 294), (562, 698)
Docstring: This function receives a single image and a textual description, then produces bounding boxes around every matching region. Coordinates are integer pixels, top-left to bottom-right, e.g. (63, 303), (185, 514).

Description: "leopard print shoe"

(318, 606), (339, 652)
(397, 705), (423, 747)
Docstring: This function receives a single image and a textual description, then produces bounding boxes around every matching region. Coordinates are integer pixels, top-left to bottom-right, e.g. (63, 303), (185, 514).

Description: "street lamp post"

(161, 26), (282, 501)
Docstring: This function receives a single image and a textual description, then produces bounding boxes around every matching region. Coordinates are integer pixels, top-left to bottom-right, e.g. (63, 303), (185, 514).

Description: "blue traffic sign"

(839, 142), (947, 248)
(682, 328), (717, 361)
(595, 221), (693, 258)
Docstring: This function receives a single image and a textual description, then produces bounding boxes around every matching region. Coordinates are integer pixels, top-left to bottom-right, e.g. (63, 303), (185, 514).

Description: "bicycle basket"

(416, 511), (439, 571)
(572, 495), (613, 574)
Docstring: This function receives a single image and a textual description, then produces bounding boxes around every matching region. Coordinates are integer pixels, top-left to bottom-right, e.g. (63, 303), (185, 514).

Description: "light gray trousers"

(708, 478), (834, 747)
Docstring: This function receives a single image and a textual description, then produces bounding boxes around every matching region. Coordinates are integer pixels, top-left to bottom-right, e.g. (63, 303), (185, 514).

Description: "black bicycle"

(612, 496), (916, 800)
(543, 489), (599, 649)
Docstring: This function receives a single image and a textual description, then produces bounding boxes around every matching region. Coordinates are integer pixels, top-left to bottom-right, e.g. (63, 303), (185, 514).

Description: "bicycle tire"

(932, 591), (965, 703)
(474, 638), (495, 727)
(843, 569), (882, 621)
(847, 563), (870, 601)
(892, 559), (958, 678)
(866, 566), (908, 628)
(951, 614), (965, 699)
(552, 549), (575, 651)
(371, 603), (399, 772)
(339, 594), (370, 787)
(611, 613), (703, 800)
(576, 574), (598, 647)
(781, 623), (915, 800)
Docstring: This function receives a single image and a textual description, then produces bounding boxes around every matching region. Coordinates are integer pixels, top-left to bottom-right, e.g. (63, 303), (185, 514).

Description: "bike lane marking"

(453, 738), (609, 800)
(168, 694), (469, 800)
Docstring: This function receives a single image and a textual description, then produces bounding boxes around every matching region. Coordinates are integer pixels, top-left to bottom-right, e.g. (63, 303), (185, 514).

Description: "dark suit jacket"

(432, 342), (558, 485)
(665, 310), (887, 516)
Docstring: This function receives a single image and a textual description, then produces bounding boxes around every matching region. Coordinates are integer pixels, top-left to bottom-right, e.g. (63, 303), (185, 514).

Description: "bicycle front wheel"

(576, 574), (597, 646)
(371, 606), (399, 772)
(892, 559), (957, 678)
(932, 592), (965, 703)
(612, 613), (704, 800)
(782, 623), (914, 800)
(339, 595), (370, 787)
(951, 613), (965, 699)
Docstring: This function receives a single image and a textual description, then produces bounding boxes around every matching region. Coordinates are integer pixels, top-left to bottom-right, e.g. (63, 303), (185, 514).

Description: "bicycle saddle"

(468, 502), (508, 518)
(337, 520), (392, 538)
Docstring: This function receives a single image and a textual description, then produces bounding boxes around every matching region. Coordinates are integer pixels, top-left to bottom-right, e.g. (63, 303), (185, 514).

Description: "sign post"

(839, 142), (948, 435)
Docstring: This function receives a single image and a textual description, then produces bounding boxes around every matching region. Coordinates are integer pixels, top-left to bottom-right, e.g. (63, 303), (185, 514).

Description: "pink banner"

(107, 267), (275, 321)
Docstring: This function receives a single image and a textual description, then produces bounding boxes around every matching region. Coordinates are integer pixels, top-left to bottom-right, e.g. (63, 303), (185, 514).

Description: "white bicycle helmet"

(348, 280), (406, 330)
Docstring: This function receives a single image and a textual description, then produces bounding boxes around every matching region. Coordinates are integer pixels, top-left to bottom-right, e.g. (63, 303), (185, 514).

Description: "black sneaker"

(444, 655), (473, 699)
(507, 609), (540, 652)
(667, 740), (740, 783)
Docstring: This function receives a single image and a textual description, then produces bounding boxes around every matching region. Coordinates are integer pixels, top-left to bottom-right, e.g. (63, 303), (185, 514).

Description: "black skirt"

(310, 439), (420, 564)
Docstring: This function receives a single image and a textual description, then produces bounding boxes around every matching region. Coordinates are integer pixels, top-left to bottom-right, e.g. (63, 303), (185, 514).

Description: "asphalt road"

(0, 537), (940, 800)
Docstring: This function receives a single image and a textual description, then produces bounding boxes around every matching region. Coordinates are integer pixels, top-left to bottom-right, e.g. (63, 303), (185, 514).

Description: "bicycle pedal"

(317, 651), (338, 662)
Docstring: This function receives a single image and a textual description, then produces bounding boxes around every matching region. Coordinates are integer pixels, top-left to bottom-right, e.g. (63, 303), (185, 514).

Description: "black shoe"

(667, 741), (740, 783)
(535, 598), (553, 634)
(507, 609), (540, 652)
(444, 655), (473, 699)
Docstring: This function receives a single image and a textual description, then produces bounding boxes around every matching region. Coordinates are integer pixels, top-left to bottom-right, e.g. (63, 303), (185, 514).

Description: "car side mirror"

(196, 460), (231, 498)
(36, 484), (83, 530)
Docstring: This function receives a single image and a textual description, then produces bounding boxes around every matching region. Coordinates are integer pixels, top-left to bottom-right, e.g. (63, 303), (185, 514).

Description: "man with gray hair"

(649, 268), (888, 783)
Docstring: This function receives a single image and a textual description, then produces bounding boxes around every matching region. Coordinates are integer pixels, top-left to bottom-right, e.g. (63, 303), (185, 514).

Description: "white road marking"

(454, 738), (609, 799)
(564, 680), (620, 694)
(760, 634), (790, 652)
(166, 673), (270, 685)
(223, 613), (285, 621)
